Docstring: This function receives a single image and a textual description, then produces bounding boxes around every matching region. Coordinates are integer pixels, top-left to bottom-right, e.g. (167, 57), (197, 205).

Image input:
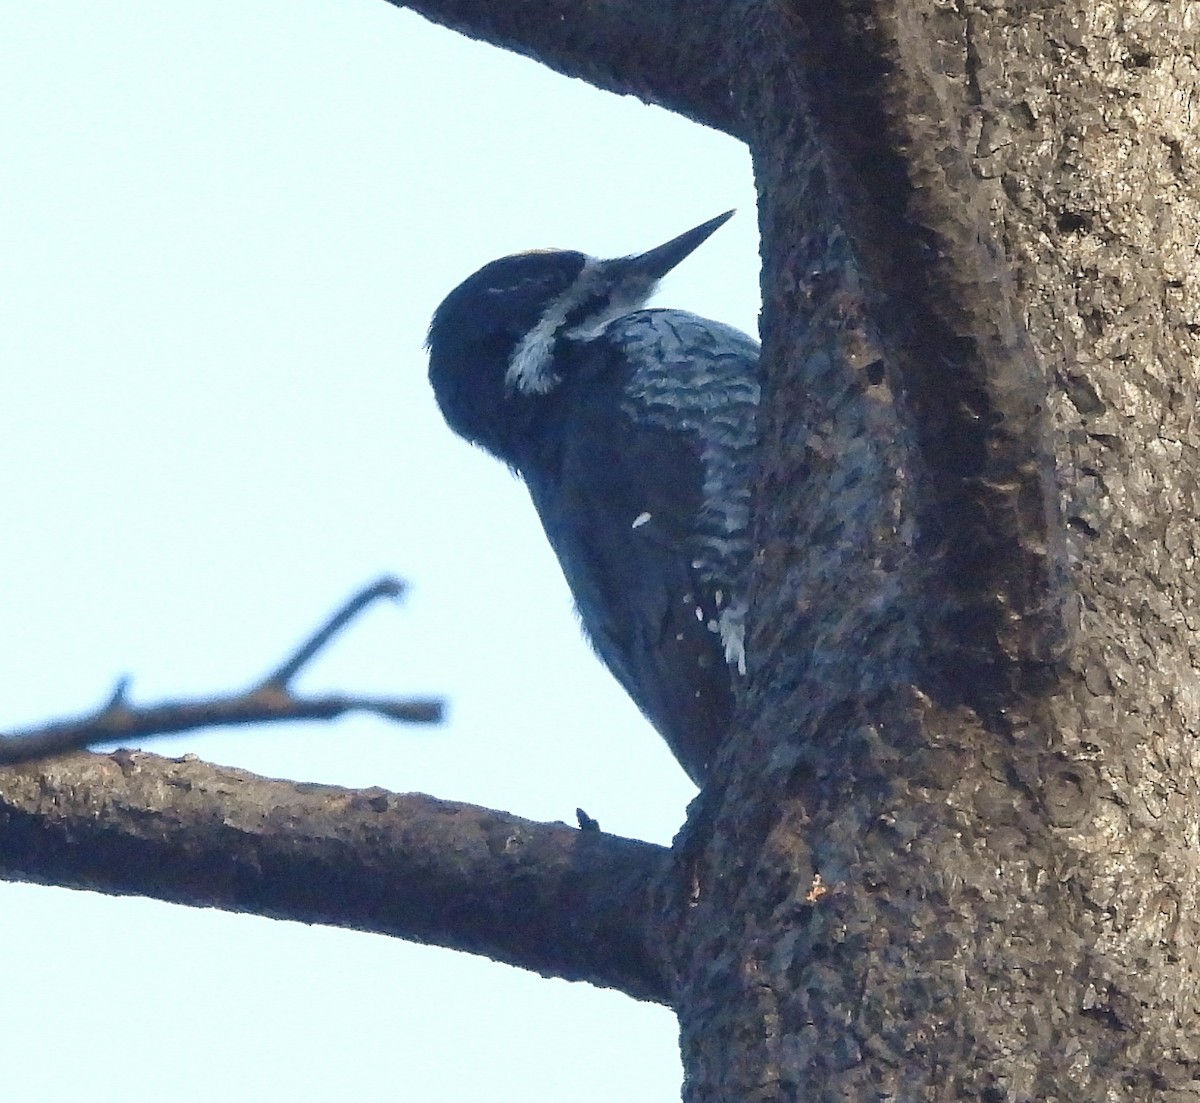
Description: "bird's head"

(427, 210), (734, 462)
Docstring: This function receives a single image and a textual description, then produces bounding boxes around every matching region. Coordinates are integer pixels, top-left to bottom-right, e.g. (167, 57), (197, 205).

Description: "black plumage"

(427, 213), (759, 785)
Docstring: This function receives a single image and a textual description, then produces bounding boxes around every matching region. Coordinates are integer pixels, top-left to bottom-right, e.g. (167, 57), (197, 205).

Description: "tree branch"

(0, 750), (672, 1005)
(0, 577), (443, 765)
(257, 576), (407, 689)
(386, 0), (749, 138)
(779, 0), (1069, 701)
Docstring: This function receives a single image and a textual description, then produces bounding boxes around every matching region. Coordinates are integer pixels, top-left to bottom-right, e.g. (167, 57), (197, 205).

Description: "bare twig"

(0, 577), (442, 765)
(258, 576), (406, 690)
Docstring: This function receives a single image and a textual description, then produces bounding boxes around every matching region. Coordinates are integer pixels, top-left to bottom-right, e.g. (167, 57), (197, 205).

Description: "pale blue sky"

(1, 2), (760, 1098)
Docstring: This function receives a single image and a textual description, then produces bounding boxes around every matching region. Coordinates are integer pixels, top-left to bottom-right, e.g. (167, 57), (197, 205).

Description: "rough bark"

(0, 750), (671, 1004)
(387, 0), (752, 137)
(668, 1), (1200, 1099)
(3, 0), (1199, 1099)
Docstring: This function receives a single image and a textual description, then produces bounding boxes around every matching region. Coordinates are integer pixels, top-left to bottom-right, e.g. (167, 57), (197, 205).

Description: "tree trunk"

(3, 1), (1199, 1099)
(665, 2), (1200, 1097)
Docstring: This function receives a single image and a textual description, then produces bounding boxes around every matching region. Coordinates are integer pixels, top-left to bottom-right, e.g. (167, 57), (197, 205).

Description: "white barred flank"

(611, 308), (759, 676)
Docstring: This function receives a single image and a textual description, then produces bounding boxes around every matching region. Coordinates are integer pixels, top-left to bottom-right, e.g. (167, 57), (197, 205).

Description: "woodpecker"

(427, 211), (759, 785)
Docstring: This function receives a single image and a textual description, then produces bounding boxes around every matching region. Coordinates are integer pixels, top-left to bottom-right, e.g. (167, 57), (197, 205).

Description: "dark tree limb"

(776, 0), (1068, 702)
(385, 0), (750, 138)
(0, 577), (443, 765)
(0, 750), (672, 1004)
(382, 0), (1068, 703)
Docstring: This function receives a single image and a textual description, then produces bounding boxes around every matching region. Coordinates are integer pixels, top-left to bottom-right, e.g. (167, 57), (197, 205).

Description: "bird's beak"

(613, 210), (736, 281)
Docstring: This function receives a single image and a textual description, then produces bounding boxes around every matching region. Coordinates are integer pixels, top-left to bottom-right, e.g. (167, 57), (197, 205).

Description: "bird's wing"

(523, 309), (759, 784)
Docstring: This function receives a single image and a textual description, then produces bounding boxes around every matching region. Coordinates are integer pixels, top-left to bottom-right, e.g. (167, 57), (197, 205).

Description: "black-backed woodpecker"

(427, 212), (759, 785)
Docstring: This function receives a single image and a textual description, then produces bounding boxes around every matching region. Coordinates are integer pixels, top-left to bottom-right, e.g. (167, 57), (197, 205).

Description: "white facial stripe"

(505, 259), (661, 395)
(506, 258), (601, 395)
(507, 320), (561, 394)
(563, 272), (660, 340)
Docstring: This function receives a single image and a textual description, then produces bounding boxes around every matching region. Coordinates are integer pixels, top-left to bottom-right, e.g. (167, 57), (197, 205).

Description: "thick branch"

(779, 0), (1068, 700)
(0, 577), (442, 764)
(386, 0), (747, 137)
(0, 750), (672, 1004)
